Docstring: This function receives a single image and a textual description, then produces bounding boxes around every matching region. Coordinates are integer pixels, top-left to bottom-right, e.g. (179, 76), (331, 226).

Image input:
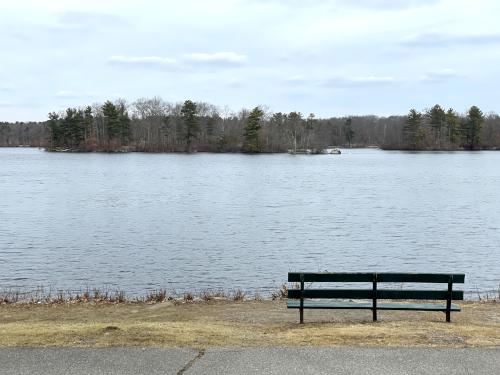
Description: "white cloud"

(252, 0), (439, 10)
(107, 53), (247, 71)
(321, 75), (399, 88)
(55, 11), (128, 30)
(285, 75), (307, 85)
(108, 55), (177, 69)
(401, 32), (500, 47)
(334, 0), (441, 10)
(420, 68), (459, 82)
(183, 52), (247, 66)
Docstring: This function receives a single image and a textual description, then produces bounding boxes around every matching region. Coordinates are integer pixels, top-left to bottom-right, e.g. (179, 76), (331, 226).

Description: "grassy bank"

(1, 300), (498, 348)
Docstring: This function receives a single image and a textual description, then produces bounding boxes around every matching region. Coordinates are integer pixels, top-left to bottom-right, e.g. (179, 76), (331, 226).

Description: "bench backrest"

(287, 272), (465, 300)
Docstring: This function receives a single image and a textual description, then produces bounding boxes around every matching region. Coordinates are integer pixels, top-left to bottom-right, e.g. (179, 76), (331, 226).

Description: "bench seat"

(287, 300), (461, 312)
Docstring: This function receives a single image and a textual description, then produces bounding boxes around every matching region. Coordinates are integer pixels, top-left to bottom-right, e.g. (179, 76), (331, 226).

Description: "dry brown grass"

(0, 300), (498, 348)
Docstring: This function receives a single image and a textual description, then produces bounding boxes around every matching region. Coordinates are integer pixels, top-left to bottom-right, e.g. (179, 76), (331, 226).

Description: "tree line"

(402, 105), (490, 151)
(1, 98), (500, 152)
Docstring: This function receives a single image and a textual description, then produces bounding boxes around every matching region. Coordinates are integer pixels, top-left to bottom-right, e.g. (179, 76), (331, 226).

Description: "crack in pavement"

(177, 349), (205, 374)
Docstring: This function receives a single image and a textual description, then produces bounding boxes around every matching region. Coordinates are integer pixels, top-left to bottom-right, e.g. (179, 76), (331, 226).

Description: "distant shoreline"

(2, 145), (500, 153)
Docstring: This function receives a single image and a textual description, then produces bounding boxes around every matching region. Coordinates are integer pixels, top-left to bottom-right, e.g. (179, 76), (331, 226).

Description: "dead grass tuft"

(271, 284), (288, 300)
(232, 289), (246, 301)
(253, 291), (263, 301)
(146, 289), (168, 303)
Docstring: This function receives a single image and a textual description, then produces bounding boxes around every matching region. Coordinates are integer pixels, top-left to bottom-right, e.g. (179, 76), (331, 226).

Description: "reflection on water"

(0, 148), (499, 295)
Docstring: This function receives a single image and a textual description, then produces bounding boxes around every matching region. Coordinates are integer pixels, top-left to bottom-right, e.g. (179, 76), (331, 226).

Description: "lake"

(0, 148), (499, 297)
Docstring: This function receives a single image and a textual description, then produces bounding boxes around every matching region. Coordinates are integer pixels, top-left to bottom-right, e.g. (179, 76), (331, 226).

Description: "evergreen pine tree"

(343, 117), (354, 148)
(117, 102), (131, 145)
(427, 104), (446, 147)
(83, 106), (93, 143)
(180, 100), (199, 152)
(47, 112), (62, 149)
(102, 101), (120, 148)
(445, 108), (459, 144)
(404, 109), (423, 150)
(243, 107), (264, 152)
(464, 106), (484, 150)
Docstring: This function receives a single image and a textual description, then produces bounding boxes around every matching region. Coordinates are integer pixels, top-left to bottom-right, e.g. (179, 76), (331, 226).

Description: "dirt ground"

(1, 300), (499, 348)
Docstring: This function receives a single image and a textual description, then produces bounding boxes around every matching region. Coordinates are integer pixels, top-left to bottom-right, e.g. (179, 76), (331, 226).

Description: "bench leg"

(446, 278), (452, 323)
(372, 276), (378, 322)
(299, 275), (304, 324)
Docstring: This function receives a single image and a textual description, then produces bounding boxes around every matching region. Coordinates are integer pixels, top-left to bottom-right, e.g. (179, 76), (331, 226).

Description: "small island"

(1, 98), (499, 152)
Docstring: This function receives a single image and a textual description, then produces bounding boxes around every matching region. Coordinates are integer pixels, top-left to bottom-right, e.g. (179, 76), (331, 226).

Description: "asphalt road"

(0, 347), (498, 374)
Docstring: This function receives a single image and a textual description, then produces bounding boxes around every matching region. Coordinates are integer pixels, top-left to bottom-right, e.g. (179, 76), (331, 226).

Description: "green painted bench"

(287, 272), (465, 323)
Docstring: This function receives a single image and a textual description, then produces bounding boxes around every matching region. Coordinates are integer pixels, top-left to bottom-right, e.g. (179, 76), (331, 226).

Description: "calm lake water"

(1, 148), (499, 297)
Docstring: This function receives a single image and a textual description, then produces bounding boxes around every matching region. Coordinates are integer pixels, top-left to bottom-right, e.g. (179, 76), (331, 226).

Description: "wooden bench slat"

(287, 300), (461, 312)
(288, 289), (372, 299)
(287, 300), (372, 309)
(288, 272), (465, 283)
(378, 289), (464, 300)
(377, 303), (461, 311)
(377, 273), (465, 283)
(288, 289), (464, 300)
(288, 273), (373, 282)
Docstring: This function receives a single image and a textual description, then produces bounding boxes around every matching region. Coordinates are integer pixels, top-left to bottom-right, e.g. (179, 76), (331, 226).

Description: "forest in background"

(1, 97), (500, 152)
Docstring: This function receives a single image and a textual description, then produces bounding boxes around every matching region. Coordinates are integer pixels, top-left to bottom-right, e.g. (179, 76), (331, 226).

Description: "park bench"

(287, 272), (465, 323)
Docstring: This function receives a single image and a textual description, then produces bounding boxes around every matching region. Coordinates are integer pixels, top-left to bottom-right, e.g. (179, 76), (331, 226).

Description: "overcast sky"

(1, 0), (500, 121)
